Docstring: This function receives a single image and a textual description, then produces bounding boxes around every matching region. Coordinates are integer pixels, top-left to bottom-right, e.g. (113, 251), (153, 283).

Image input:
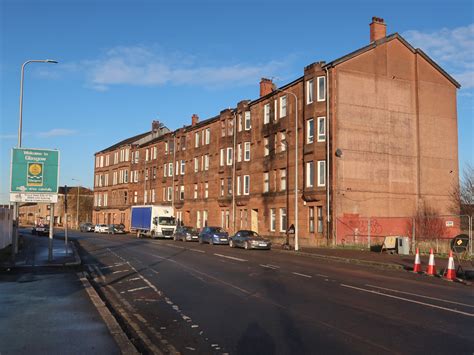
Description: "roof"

(96, 131), (150, 154)
(323, 33), (461, 88)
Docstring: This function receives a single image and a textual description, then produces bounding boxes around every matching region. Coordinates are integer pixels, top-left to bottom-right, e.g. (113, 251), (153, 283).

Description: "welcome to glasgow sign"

(10, 148), (60, 203)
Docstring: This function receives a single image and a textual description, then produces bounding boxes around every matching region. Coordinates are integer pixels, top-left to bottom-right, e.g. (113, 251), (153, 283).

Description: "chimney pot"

(259, 78), (274, 97)
(370, 16), (387, 42)
(152, 120), (161, 132)
(191, 114), (199, 126)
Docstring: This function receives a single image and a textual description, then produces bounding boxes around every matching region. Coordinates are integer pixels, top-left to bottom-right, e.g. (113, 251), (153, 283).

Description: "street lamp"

(71, 178), (80, 229)
(13, 59), (58, 260)
(274, 89), (299, 251)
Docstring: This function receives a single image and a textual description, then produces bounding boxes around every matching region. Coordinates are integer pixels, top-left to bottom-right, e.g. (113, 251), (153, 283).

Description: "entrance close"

(251, 209), (259, 233)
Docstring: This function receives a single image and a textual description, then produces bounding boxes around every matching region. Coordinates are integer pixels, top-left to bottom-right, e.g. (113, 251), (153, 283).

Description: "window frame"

(317, 116), (326, 142)
(317, 160), (326, 187)
(317, 76), (326, 102)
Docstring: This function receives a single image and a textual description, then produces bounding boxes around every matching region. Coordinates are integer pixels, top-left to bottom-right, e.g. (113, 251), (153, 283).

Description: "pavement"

(0, 230), (127, 355)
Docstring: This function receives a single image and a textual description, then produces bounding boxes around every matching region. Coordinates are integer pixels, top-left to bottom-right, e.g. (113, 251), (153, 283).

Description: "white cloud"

(36, 129), (77, 138)
(70, 45), (291, 91)
(404, 24), (474, 88)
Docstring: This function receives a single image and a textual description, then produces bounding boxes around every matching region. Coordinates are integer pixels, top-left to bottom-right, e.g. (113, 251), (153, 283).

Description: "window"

(318, 160), (326, 187)
(237, 143), (242, 162)
(307, 118), (314, 144)
(125, 148), (130, 161)
(280, 169), (286, 191)
(244, 111), (251, 130)
(180, 160), (185, 175)
(175, 161), (179, 176)
(194, 184), (198, 199)
(226, 147), (233, 166)
(152, 189), (156, 203)
(195, 132), (199, 148)
(263, 172), (269, 193)
(221, 120), (226, 137)
(317, 117), (326, 142)
(317, 206), (323, 233)
(162, 187), (166, 201)
(197, 211), (201, 229)
(306, 79), (313, 104)
(145, 169), (148, 181)
(144, 190), (148, 203)
(152, 167), (156, 179)
(134, 151), (139, 164)
(163, 164), (167, 177)
(145, 149), (149, 161)
(114, 152), (118, 165)
(204, 182), (209, 198)
(203, 210), (208, 227)
(133, 191), (138, 203)
(238, 114), (243, 132)
(309, 207), (315, 233)
(100, 155), (104, 167)
(244, 142), (251, 161)
(306, 161), (314, 188)
(270, 208), (276, 231)
(205, 128), (211, 144)
(227, 177), (232, 196)
(153, 147), (157, 159)
(228, 118), (234, 136)
(178, 186), (183, 200)
(167, 187), (173, 201)
(201, 129), (205, 146)
(317, 76), (326, 101)
(280, 95), (287, 118)
(264, 137), (269, 156)
(280, 132), (287, 152)
(168, 163), (173, 177)
(194, 157), (199, 172)
(237, 176), (241, 195)
(165, 142), (168, 155)
(280, 208), (287, 232)
(264, 103), (270, 124)
(204, 154), (209, 170)
(220, 149), (225, 166)
(105, 155), (110, 166)
(220, 179), (224, 197)
(243, 175), (250, 195)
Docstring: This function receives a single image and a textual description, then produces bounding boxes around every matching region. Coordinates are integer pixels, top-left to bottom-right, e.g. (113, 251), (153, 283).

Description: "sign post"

(10, 148), (60, 261)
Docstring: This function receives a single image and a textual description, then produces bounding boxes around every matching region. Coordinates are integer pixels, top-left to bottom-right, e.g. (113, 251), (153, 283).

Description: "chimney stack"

(370, 17), (386, 42)
(260, 78), (274, 97)
(152, 120), (161, 132)
(191, 114), (199, 126)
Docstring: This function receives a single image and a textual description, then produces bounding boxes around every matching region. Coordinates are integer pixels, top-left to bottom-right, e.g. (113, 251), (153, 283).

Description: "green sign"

(10, 148), (60, 197)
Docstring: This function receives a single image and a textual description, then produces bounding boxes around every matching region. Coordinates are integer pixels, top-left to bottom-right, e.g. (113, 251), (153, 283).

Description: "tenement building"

(93, 18), (460, 247)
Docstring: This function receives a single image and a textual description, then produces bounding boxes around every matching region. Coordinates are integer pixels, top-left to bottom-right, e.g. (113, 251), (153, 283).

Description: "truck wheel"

(136, 231), (140, 239)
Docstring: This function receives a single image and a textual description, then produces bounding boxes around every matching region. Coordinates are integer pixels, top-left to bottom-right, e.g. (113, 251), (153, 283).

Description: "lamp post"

(13, 59), (58, 261)
(71, 178), (80, 229)
(274, 89), (299, 251)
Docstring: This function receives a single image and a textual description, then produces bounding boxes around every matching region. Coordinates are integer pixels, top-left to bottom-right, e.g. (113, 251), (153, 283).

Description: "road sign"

(10, 148), (60, 203)
(287, 224), (295, 234)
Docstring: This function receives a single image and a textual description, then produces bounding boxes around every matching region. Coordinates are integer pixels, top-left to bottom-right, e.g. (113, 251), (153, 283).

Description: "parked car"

(229, 230), (271, 250)
(173, 226), (199, 242)
(107, 224), (126, 234)
(79, 222), (94, 232)
(198, 226), (229, 245)
(94, 224), (109, 233)
(32, 224), (50, 236)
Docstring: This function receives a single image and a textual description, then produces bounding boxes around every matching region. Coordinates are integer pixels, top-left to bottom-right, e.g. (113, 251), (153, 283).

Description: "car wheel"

(244, 241), (250, 250)
(229, 240), (234, 248)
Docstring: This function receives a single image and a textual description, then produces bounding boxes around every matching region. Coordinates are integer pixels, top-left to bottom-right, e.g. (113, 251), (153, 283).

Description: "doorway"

(251, 209), (259, 233)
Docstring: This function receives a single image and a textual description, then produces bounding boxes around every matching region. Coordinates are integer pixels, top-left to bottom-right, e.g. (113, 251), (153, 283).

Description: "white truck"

(130, 205), (177, 238)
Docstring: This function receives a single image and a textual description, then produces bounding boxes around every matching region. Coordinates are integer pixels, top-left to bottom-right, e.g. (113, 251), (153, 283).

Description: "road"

(71, 231), (473, 355)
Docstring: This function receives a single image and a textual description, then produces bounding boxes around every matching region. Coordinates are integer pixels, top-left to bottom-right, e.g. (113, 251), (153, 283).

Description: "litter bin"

(397, 236), (410, 255)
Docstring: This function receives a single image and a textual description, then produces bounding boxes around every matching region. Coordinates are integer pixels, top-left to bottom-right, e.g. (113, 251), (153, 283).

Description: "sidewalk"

(0, 232), (125, 354)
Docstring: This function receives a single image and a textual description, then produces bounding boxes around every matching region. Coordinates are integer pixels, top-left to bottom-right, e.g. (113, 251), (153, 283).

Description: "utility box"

(397, 237), (410, 255)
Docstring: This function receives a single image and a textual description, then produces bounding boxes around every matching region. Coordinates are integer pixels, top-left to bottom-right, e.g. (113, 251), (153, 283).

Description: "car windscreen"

(158, 217), (176, 225)
(184, 227), (198, 234)
(210, 227), (226, 233)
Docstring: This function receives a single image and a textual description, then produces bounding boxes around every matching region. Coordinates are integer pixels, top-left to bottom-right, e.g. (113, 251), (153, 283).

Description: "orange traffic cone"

(426, 248), (436, 276)
(443, 250), (456, 281)
(413, 248), (422, 273)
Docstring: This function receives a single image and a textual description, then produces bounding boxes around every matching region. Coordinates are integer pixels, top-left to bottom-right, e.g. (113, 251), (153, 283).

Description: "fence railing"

(335, 214), (472, 255)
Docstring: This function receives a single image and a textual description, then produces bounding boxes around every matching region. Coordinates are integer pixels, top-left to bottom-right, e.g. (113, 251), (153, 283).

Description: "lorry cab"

(131, 205), (177, 238)
(152, 216), (177, 238)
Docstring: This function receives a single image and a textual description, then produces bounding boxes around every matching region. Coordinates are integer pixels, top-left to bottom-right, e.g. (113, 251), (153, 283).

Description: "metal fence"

(0, 207), (13, 249)
(335, 214), (472, 255)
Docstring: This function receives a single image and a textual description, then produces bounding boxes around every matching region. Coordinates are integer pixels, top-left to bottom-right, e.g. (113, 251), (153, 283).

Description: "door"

(251, 209), (259, 233)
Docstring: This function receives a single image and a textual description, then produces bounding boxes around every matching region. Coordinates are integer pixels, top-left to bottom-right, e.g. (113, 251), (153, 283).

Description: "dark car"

(173, 226), (199, 242)
(79, 222), (94, 232)
(107, 224), (126, 234)
(229, 230), (271, 250)
(32, 224), (50, 236)
(198, 226), (229, 245)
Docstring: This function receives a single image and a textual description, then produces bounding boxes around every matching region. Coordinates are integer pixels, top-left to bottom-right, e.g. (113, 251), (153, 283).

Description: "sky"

(1, 0), (473, 204)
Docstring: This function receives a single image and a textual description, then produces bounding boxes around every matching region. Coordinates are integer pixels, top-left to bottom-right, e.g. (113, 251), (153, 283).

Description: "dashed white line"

(128, 277), (141, 281)
(260, 264), (280, 269)
(127, 286), (151, 293)
(214, 253), (247, 262)
(292, 272), (312, 278)
(365, 284), (474, 308)
(190, 248), (205, 253)
(112, 269), (130, 274)
(317, 274), (329, 278)
(341, 284), (474, 317)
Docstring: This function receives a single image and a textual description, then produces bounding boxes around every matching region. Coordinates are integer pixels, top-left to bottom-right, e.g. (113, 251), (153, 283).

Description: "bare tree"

(451, 163), (474, 217)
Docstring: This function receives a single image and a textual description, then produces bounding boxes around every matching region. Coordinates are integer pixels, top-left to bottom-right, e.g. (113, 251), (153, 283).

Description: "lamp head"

(45, 59), (58, 64)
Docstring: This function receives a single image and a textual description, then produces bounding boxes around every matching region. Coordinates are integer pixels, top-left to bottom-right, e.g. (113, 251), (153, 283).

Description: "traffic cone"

(413, 248), (422, 273)
(443, 250), (456, 281)
(426, 248), (436, 276)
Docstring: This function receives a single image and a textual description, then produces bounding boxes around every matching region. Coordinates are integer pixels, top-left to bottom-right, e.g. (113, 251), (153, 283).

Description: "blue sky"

(1, 0), (473, 204)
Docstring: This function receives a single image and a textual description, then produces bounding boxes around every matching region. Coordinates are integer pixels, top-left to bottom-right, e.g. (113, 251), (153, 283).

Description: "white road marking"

(190, 248), (205, 253)
(128, 277), (141, 281)
(214, 253), (247, 262)
(365, 284), (474, 308)
(150, 269), (159, 274)
(292, 272), (312, 278)
(317, 274), (329, 278)
(112, 269), (130, 274)
(127, 286), (150, 293)
(341, 284), (474, 317)
(260, 264), (279, 269)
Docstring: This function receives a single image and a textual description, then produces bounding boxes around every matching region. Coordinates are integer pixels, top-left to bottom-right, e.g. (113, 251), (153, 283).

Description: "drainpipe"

(232, 110), (237, 234)
(324, 67), (331, 246)
(172, 135), (176, 212)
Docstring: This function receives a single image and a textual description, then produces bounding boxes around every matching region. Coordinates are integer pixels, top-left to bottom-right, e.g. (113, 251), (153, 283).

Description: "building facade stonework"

(92, 18), (460, 247)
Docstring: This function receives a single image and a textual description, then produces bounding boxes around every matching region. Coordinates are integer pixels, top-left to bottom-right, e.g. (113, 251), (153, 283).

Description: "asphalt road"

(72, 231), (473, 355)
